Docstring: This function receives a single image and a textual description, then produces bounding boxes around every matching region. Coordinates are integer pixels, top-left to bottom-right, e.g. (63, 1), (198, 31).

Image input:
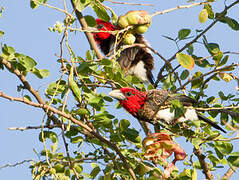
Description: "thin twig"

(152, 2), (210, 17)
(8, 125), (60, 131)
(154, 0), (239, 87)
(0, 159), (34, 169)
(175, 63), (239, 91)
(32, 0), (74, 18)
(0, 91), (137, 180)
(0, 57), (61, 125)
(105, 0), (155, 6)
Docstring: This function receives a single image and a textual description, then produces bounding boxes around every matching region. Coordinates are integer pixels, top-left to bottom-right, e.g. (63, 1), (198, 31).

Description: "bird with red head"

(93, 18), (155, 84)
(109, 87), (226, 133)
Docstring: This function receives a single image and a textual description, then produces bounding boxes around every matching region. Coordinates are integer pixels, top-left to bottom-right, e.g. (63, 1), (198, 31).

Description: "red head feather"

(93, 19), (117, 44)
(118, 87), (147, 116)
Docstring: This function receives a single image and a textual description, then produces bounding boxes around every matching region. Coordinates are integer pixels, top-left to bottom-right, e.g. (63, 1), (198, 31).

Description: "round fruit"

(118, 16), (129, 28)
(134, 24), (150, 34)
(122, 33), (136, 45)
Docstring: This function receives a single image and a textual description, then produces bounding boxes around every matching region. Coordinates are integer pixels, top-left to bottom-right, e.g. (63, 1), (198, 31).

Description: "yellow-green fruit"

(118, 15), (129, 28)
(126, 12), (140, 25)
(134, 23), (150, 34)
(118, 10), (151, 28)
(123, 33), (136, 45)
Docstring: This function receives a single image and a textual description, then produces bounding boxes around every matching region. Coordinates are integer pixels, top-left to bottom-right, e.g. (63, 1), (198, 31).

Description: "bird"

(93, 19), (155, 84)
(109, 87), (226, 133)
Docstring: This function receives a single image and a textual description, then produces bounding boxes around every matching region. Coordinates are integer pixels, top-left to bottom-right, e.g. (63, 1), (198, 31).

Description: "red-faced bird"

(93, 19), (155, 84)
(109, 87), (226, 133)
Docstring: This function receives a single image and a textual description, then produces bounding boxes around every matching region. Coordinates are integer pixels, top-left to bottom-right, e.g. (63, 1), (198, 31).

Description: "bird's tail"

(197, 113), (226, 133)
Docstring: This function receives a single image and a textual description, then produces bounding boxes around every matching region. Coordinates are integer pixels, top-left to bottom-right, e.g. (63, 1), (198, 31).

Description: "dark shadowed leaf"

(91, 2), (110, 22)
(191, 71), (203, 89)
(228, 156), (239, 167)
(225, 17), (239, 31)
(178, 29), (191, 40)
(205, 4), (214, 19)
(84, 15), (96, 27)
(119, 119), (130, 130)
(180, 70), (189, 80)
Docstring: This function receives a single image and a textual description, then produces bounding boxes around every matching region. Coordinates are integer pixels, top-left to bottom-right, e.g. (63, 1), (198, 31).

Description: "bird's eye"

(125, 92), (132, 97)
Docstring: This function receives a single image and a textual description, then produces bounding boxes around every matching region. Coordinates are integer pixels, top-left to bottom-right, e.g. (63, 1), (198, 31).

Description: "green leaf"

(30, 0), (42, 9)
(90, 163), (100, 179)
(204, 4), (214, 19)
(2, 44), (16, 55)
(46, 80), (67, 96)
(73, 0), (91, 12)
(84, 15), (96, 27)
(32, 68), (43, 79)
(178, 29), (191, 40)
(74, 164), (83, 174)
(228, 156), (239, 167)
(187, 44), (194, 55)
(176, 53), (194, 70)
(19, 55), (37, 70)
(54, 164), (65, 173)
(225, 17), (239, 31)
(194, 57), (211, 68)
(219, 55), (229, 66)
(180, 70), (189, 80)
(191, 71), (203, 89)
(199, 9), (208, 23)
(213, 51), (223, 65)
(91, 2), (110, 22)
(207, 43), (220, 55)
(100, 59), (112, 66)
(123, 128), (141, 143)
(39, 131), (58, 143)
(71, 136), (83, 143)
(39, 69), (50, 78)
(119, 119), (130, 130)
(68, 66), (82, 102)
(215, 141), (233, 155)
(0, 30), (4, 38)
(24, 95), (32, 101)
(218, 91), (227, 101)
(0, 7), (5, 18)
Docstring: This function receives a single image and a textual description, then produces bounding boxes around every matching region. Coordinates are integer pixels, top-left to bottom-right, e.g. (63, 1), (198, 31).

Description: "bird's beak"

(109, 89), (126, 100)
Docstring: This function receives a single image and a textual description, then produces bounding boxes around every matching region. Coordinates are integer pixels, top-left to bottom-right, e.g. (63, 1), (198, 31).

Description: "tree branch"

(0, 57), (62, 125)
(70, 0), (103, 59)
(221, 166), (237, 180)
(105, 0), (155, 6)
(194, 147), (214, 180)
(0, 91), (136, 180)
(152, 2), (210, 17)
(154, 0), (239, 87)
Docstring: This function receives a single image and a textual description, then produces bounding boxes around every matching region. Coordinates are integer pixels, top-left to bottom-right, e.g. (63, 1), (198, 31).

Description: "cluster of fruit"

(117, 10), (151, 45)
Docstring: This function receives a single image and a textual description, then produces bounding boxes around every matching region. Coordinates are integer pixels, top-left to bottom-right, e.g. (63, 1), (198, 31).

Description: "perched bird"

(93, 19), (155, 84)
(109, 87), (226, 133)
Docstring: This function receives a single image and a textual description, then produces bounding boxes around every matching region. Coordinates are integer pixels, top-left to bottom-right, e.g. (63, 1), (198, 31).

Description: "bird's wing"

(117, 47), (139, 69)
(146, 90), (196, 107)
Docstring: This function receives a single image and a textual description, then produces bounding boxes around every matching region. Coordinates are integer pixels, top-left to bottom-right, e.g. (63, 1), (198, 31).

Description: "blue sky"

(0, 0), (239, 179)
